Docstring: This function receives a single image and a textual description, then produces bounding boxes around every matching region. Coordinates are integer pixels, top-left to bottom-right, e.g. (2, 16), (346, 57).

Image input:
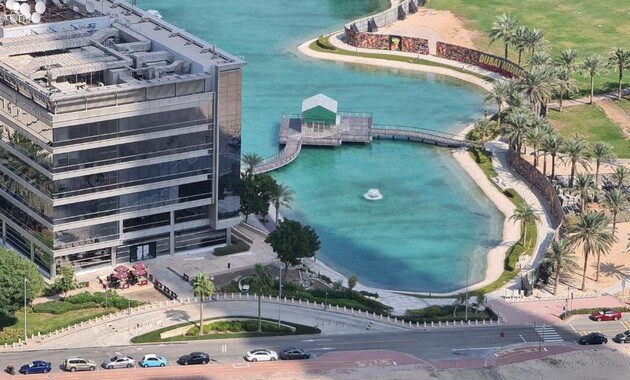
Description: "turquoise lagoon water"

(139, 0), (503, 292)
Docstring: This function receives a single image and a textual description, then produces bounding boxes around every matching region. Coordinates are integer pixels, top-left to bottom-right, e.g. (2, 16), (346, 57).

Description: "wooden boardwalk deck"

(253, 115), (477, 174)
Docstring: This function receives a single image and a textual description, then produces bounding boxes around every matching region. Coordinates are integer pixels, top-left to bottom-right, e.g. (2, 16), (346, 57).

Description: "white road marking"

(301, 339), (332, 342)
(519, 334), (526, 342)
(451, 347), (501, 351)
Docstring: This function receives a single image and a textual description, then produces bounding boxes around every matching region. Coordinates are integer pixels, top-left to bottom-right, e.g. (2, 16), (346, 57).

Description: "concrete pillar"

(2, 219), (6, 246)
(30, 241), (35, 261)
(169, 211), (175, 255)
(110, 247), (116, 266)
(225, 227), (231, 244)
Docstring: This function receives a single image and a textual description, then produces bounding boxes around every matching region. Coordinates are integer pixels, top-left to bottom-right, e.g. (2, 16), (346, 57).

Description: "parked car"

(177, 352), (210, 365)
(612, 330), (630, 343)
(279, 347), (311, 360)
(19, 361), (52, 374)
(578, 332), (608, 345)
(138, 354), (168, 368)
(589, 309), (622, 321)
(62, 357), (97, 372)
(245, 349), (278, 362)
(102, 355), (135, 369)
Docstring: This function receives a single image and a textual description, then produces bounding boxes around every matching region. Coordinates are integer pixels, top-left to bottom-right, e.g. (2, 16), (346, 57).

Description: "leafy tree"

(542, 239), (578, 295)
(0, 248), (45, 313)
(581, 54), (606, 104)
(240, 172), (277, 222)
(53, 266), (76, 297)
(265, 219), (321, 273)
(347, 275), (358, 291)
(474, 289), (487, 314)
(489, 13), (518, 60)
(567, 211), (615, 289)
(561, 134), (591, 187)
(250, 263), (273, 332)
(603, 189), (628, 237)
(572, 172), (595, 212)
(591, 142), (615, 186)
(608, 48), (630, 100)
(191, 273), (215, 336)
(452, 293), (467, 317)
(241, 152), (264, 174)
(269, 182), (294, 226)
(509, 202), (540, 248)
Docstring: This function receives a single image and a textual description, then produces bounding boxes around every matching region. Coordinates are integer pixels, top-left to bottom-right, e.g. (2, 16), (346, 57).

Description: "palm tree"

(250, 263), (274, 332)
(484, 80), (511, 130)
(269, 182), (294, 226)
(242, 152), (264, 173)
(542, 239), (578, 295)
(572, 172), (595, 212)
(556, 49), (580, 76)
(554, 68), (579, 112)
(191, 273), (215, 336)
(561, 134), (591, 187)
(541, 133), (563, 178)
(512, 25), (529, 65)
(581, 54), (606, 104)
(509, 202), (541, 249)
(504, 109), (532, 152)
(489, 13), (518, 60)
(523, 28), (547, 59)
(529, 52), (552, 68)
(612, 165), (630, 189)
(603, 189), (628, 237)
(608, 48), (630, 100)
(518, 66), (554, 116)
(525, 127), (545, 167)
(567, 211), (615, 288)
(591, 142), (616, 186)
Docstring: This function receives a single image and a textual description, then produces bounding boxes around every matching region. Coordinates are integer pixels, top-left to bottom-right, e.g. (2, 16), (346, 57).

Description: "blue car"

(19, 361), (52, 374)
(138, 354), (167, 368)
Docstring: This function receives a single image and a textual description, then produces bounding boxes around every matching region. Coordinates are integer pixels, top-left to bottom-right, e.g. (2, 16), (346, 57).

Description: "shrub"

(316, 35), (335, 51)
(359, 290), (379, 298)
(31, 300), (100, 315)
(63, 291), (142, 309)
(214, 242), (250, 256)
(186, 320), (291, 335)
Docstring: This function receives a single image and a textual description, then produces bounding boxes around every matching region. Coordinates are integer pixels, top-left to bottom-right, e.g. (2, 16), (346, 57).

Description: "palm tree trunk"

(618, 69), (623, 100)
(275, 201), (280, 226)
(199, 297), (204, 336)
(569, 163), (576, 187)
(553, 264), (560, 295)
(590, 76), (595, 105)
(595, 162), (601, 186)
(581, 251), (589, 290)
(533, 149), (538, 167)
(542, 154), (547, 176)
(551, 154), (557, 178)
(504, 43), (508, 60)
(613, 211), (618, 237)
(596, 252), (602, 282)
(257, 294), (262, 332)
(522, 223), (527, 247)
(559, 93), (564, 112)
(518, 50), (522, 65)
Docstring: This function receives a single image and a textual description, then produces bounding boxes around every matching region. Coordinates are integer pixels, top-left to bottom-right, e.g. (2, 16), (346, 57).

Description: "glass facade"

(217, 69), (242, 220)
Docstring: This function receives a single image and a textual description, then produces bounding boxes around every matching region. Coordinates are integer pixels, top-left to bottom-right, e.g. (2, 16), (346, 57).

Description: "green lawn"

(428, 0), (629, 94)
(613, 97), (630, 114)
(0, 307), (116, 344)
(546, 104), (630, 158)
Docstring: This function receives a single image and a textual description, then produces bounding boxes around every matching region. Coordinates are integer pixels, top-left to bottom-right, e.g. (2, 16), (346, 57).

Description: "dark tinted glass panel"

(174, 206), (209, 223)
(55, 222), (119, 249)
(0, 197), (53, 248)
(123, 212), (170, 233)
(53, 131), (212, 172)
(0, 147), (53, 196)
(0, 171), (53, 218)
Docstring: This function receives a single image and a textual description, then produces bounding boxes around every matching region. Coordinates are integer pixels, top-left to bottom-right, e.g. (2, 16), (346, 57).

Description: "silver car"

(101, 356), (135, 369)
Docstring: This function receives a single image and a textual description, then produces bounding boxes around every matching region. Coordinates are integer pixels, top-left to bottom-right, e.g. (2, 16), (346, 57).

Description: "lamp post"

(465, 259), (469, 322)
(324, 291), (328, 310)
(24, 278), (28, 344)
(278, 266), (282, 327)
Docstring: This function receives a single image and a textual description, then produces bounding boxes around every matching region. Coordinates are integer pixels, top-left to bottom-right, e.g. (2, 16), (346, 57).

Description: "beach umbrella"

(114, 265), (128, 272)
(131, 268), (146, 277)
(113, 271), (128, 279)
(132, 262), (146, 270)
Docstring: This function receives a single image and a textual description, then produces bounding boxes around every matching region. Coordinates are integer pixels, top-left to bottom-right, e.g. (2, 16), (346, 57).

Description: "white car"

(245, 349), (278, 362)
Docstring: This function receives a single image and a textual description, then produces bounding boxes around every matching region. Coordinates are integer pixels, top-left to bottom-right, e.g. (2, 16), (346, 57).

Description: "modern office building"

(0, 0), (244, 278)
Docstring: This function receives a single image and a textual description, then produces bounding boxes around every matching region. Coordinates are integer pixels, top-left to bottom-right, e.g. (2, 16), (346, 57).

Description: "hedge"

(31, 301), (100, 315)
(187, 320), (291, 335)
(213, 242), (250, 256)
(64, 291), (143, 309)
(316, 36), (336, 51)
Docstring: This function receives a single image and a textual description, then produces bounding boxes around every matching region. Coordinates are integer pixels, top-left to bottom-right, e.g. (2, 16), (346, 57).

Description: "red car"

(589, 309), (622, 321)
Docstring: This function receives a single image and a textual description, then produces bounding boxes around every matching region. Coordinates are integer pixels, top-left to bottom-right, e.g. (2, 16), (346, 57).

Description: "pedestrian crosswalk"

(534, 324), (563, 342)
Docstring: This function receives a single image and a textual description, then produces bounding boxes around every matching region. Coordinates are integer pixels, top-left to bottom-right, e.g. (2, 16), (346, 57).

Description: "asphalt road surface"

(2, 323), (612, 379)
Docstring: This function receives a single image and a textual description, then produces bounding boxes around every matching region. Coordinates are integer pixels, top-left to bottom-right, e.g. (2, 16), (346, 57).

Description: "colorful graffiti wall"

(436, 42), (523, 78)
(345, 28), (429, 55)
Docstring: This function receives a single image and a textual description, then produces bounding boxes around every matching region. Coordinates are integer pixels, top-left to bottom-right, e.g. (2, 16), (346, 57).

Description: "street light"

(24, 278), (28, 344)
(465, 259), (469, 322)
(278, 266), (282, 327)
(324, 291), (328, 310)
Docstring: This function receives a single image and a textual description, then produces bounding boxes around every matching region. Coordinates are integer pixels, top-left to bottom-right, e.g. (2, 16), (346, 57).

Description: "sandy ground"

(379, 8), (478, 52)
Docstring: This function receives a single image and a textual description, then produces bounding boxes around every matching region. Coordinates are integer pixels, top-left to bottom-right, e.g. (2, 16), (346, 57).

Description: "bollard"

(380, 314), (383, 320)
(387, 316), (390, 322)
(416, 321), (419, 328)
(431, 321), (434, 327)
(438, 321), (441, 327)
(424, 321), (427, 328)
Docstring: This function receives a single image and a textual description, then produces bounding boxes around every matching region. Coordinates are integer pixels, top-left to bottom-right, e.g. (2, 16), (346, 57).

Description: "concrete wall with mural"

(436, 42), (523, 78)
